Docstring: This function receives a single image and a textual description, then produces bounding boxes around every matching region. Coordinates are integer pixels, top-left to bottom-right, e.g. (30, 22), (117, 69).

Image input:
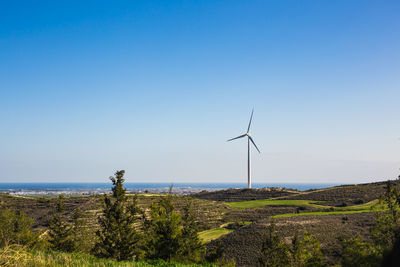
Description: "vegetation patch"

(336, 199), (381, 210)
(272, 209), (376, 218)
(282, 180), (400, 206)
(192, 188), (295, 202)
(0, 246), (216, 267)
(225, 199), (326, 209)
(199, 228), (233, 244)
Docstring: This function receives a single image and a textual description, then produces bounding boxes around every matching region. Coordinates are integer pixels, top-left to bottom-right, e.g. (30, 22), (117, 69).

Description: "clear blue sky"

(1, 1), (399, 183)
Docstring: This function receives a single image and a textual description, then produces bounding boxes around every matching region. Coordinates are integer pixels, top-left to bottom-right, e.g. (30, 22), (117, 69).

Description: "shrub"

(93, 170), (143, 261)
(0, 209), (39, 248)
(48, 195), (75, 252)
(291, 232), (323, 267)
(337, 202), (348, 207)
(353, 199), (364, 205)
(259, 221), (290, 267)
(178, 201), (204, 263)
(145, 197), (205, 263)
(145, 196), (183, 261)
(341, 236), (381, 267)
(259, 221), (323, 267)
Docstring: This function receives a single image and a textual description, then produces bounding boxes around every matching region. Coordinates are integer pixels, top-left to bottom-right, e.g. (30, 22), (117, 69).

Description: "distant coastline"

(0, 182), (339, 196)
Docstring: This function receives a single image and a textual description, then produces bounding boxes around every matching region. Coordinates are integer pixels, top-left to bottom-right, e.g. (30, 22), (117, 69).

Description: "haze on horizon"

(1, 1), (399, 184)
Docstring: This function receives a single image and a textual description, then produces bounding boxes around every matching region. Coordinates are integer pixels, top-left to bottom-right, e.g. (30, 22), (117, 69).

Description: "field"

(224, 199), (326, 209)
(272, 209), (372, 218)
(226, 198), (384, 213)
(199, 228), (233, 244)
(1, 179), (398, 266)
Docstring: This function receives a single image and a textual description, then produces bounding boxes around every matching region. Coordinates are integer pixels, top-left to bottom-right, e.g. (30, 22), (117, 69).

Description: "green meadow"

(272, 209), (374, 218)
(224, 199), (326, 209)
(199, 228), (233, 244)
(224, 198), (386, 219)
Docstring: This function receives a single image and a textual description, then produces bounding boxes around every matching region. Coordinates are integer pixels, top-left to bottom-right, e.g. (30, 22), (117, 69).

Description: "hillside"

(282, 181), (396, 206)
(1, 179), (398, 266)
(192, 187), (296, 202)
(206, 212), (375, 266)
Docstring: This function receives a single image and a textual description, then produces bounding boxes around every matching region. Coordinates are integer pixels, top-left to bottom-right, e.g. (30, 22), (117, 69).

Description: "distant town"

(1, 186), (213, 196)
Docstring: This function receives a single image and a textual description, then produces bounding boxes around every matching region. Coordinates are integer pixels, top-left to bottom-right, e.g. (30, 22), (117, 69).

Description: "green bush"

(259, 221), (323, 267)
(93, 170), (143, 261)
(0, 209), (40, 249)
(341, 236), (381, 267)
(48, 195), (75, 252)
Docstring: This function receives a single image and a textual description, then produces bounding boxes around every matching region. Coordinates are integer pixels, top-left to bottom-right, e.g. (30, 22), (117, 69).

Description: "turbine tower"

(227, 109), (260, 189)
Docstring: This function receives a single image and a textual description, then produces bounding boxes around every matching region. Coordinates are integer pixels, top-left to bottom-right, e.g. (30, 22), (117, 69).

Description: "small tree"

(259, 220), (290, 267)
(0, 209), (38, 248)
(291, 232), (323, 267)
(371, 181), (400, 251)
(70, 207), (94, 253)
(177, 200), (204, 263)
(93, 170), (143, 261)
(341, 236), (381, 267)
(48, 194), (75, 252)
(259, 221), (323, 267)
(145, 196), (182, 261)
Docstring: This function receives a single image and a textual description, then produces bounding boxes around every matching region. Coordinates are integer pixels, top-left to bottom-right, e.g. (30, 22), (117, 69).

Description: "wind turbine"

(227, 109), (260, 189)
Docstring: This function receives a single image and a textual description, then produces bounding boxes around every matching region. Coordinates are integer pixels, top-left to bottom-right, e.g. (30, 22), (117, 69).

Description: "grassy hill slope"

(2, 179), (398, 266)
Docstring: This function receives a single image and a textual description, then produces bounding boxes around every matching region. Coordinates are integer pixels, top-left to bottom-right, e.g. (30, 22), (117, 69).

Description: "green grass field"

(224, 199), (326, 209)
(225, 198), (384, 210)
(270, 199), (387, 218)
(336, 199), (382, 210)
(224, 198), (387, 219)
(199, 228), (233, 244)
(271, 209), (376, 218)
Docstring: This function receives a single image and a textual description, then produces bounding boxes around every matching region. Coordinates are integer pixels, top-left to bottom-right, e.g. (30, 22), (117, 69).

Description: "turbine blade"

(247, 108), (254, 133)
(249, 136), (260, 153)
(227, 134), (247, 142)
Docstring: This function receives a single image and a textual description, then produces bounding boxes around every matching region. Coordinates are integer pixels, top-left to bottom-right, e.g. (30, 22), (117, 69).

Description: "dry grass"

(0, 245), (217, 267)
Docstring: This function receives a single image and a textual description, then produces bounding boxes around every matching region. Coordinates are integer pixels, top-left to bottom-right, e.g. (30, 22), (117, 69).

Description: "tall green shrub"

(93, 170), (143, 261)
(48, 194), (75, 252)
(259, 221), (290, 267)
(341, 236), (381, 267)
(178, 200), (204, 263)
(291, 232), (323, 267)
(0, 209), (38, 248)
(145, 196), (182, 261)
(259, 221), (323, 267)
(70, 207), (95, 253)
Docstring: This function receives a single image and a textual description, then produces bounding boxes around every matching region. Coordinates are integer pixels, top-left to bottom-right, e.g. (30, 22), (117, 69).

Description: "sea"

(0, 182), (340, 195)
